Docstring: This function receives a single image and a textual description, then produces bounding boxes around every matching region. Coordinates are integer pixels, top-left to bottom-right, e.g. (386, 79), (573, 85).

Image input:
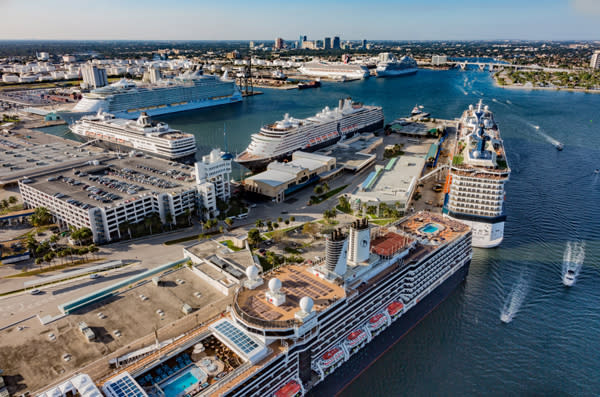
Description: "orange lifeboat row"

(346, 329), (367, 347)
(368, 313), (387, 331)
(320, 347), (344, 368)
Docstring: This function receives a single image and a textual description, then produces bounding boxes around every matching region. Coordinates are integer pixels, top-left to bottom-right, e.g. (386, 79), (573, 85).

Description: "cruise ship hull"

(312, 259), (471, 396)
(73, 136), (197, 164)
(236, 119), (384, 172)
(446, 211), (505, 248)
(376, 68), (418, 77)
(70, 94), (243, 120)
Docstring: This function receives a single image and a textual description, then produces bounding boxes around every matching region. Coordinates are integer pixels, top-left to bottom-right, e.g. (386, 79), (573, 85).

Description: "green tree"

(247, 228), (261, 246)
(277, 217), (283, 223)
(1, 199), (8, 209)
(273, 222), (279, 229)
(219, 226), (224, 234)
(88, 244), (99, 259)
(314, 185), (324, 195)
(290, 216), (295, 222)
(31, 207), (52, 227)
(26, 235), (38, 259)
(144, 217), (154, 235)
(8, 196), (17, 204)
(285, 219), (290, 225)
(225, 218), (234, 228)
(255, 219), (264, 229)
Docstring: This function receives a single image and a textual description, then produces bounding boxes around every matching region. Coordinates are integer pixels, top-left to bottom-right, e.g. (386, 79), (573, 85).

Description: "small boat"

(555, 142), (564, 151)
(594, 169), (599, 174)
(298, 80), (321, 89)
(411, 105), (422, 116)
(563, 269), (576, 287)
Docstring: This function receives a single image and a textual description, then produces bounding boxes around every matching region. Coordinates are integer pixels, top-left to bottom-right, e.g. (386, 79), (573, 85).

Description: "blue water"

(161, 369), (199, 396)
(47, 68), (600, 395)
(420, 223), (440, 234)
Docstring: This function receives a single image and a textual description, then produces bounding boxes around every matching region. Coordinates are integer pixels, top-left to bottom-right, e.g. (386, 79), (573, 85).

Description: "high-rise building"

(299, 35), (307, 49)
(195, 148), (232, 217)
(249, 41), (255, 49)
(432, 55), (448, 66)
(362, 39), (367, 48)
(333, 36), (341, 49)
(324, 37), (331, 50)
(81, 64), (108, 89)
(275, 37), (285, 50)
(591, 51), (600, 70)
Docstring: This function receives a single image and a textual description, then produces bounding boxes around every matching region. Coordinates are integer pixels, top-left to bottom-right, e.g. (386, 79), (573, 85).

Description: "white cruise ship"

(236, 98), (383, 171)
(70, 111), (197, 162)
(444, 100), (511, 248)
(298, 62), (370, 80)
(72, 70), (242, 119)
(376, 53), (418, 77)
(100, 212), (472, 397)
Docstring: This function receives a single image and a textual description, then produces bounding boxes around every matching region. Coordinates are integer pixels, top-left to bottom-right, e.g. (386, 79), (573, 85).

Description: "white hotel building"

(195, 148), (232, 218)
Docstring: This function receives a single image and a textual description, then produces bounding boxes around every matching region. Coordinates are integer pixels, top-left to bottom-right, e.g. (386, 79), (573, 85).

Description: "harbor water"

(48, 68), (600, 396)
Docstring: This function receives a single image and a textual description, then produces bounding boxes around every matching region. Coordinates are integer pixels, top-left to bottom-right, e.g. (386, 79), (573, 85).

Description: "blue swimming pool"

(420, 223), (440, 234)
(161, 366), (204, 397)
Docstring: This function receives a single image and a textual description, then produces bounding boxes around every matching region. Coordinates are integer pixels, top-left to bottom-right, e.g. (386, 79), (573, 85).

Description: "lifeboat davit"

(345, 329), (367, 348)
(320, 347), (344, 368)
(368, 313), (387, 331)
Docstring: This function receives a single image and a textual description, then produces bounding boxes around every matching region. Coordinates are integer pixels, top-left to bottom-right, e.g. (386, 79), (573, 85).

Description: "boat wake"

(506, 100), (512, 105)
(527, 123), (562, 148)
(562, 241), (585, 287)
(500, 275), (529, 323)
(459, 87), (469, 96)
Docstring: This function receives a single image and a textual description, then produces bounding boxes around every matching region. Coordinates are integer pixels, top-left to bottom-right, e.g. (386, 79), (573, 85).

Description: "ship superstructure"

(236, 98), (383, 171)
(444, 100), (511, 248)
(375, 53), (418, 77)
(72, 70), (242, 119)
(102, 212), (472, 396)
(70, 111), (197, 162)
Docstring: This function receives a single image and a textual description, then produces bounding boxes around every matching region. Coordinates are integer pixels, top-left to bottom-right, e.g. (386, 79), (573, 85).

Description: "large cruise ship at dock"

(236, 98), (383, 171)
(99, 212), (472, 396)
(444, 100), (511, 248)
(71, 70), (242, 119)
(298, 62), (370, 80)
(70, 111), (197, 162)
(376, 53), (418, 77)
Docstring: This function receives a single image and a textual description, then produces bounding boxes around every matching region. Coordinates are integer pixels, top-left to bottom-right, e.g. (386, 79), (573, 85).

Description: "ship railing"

(233, 287), (300, 329)
(200, 361), (253, 397)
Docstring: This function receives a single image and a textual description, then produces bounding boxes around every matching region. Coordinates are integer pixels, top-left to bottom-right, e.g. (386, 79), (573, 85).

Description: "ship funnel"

(348, 218), (370, 265)
(326, 228), (348, 276)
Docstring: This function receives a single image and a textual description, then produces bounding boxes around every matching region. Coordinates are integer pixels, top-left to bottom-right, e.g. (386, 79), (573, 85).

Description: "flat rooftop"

(0, 138), (108, 185)
(236, 264), (345, 322)
(315, 134), (380, 171)
(21, 156), (197, 209)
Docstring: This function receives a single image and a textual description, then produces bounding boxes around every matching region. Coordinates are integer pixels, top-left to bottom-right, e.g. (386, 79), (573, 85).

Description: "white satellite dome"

(246, 265), (259, 280)
(473, 150), (480, 158)
(269, 278), (282, 293)
(300, 296), (314, 313)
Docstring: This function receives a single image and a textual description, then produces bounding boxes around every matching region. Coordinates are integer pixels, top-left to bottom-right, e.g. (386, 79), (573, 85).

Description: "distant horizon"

(1, 0), (599, 41)
(0, 39), (599, 43)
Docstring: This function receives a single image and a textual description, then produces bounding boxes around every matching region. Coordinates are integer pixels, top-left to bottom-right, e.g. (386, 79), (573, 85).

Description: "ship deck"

(236, 264), (345, 322)
(395, 212), (469, 245)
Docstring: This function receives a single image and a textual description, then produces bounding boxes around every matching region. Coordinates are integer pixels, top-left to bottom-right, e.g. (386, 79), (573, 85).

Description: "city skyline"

(1, 0), (599, 41)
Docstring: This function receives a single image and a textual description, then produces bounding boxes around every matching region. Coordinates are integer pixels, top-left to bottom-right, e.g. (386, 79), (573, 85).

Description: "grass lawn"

(219, 240), (242, 251)
(6, 257), (105, 278)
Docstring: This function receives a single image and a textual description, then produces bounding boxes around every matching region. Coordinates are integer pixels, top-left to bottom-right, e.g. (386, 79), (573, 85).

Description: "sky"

(0, 0), (599, 41)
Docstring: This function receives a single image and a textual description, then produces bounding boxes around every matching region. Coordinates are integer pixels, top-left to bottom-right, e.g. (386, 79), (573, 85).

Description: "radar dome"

(269, 278), (282, 293)
(473, 150), (480, 158)
(246, 265), (259, 280)
(299, 296), (314, 313)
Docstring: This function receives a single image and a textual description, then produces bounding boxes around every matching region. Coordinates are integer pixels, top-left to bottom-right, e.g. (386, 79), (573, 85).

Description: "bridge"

(447, 61), (571, 73)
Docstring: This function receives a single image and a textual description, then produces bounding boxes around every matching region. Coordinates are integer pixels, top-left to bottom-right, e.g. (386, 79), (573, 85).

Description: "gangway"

(77, 139), (99, 148)
(419, 164), (448, 182)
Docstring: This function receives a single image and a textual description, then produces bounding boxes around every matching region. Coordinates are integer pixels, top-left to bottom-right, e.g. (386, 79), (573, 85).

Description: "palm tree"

(165, 213), (174, 230)
(255, 219), (264, 230)
(88, 244), (99, 260)
(225, 218), (233, 229)
(322, 182), (330, 192)
(26, 235), (38, 259)
(184, 208), (192, 226)
(144, 217), (154, 235)
(314, 185), (323, 195)
(8, 196), (17, 204)
(31, 207), (52, 227)
(120, 220), (132, 240)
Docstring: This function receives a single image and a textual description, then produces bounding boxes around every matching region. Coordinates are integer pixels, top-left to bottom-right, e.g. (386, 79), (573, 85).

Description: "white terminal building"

(19, 152), (232, 244)
(195, 148), (232, 218)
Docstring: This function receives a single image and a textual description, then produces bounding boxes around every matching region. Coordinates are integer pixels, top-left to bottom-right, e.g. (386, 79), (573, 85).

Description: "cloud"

(571, 0), (600, 15)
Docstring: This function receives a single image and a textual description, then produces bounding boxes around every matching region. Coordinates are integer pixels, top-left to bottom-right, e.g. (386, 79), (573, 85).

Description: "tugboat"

(298, 79), (321, 89)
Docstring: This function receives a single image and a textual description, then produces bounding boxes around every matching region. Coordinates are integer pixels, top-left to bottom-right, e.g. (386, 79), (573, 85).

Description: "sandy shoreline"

(492, 76), (600, 94)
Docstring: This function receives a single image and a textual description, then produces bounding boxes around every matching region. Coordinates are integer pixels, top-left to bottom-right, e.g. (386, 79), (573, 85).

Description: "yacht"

(563, 269), (576, 287)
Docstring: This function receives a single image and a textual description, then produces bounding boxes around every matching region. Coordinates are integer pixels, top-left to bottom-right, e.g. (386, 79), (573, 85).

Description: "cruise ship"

(298, 62), (370, 80)
(444, 100), (511, 248)
(70, 111), (197, 162)
(375, 53), (418, 77)
(71, 70), (242, 119)
(99, 212), (472, 396)
(236, 98), (383, 171)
